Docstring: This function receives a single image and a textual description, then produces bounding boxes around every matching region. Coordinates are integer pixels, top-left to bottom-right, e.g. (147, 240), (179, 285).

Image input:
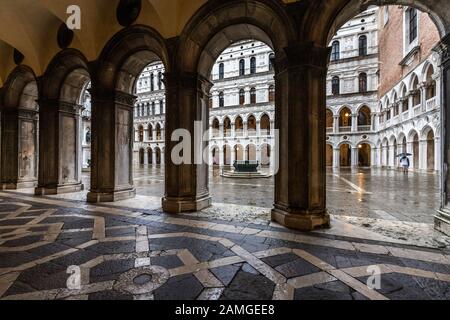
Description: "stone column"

(351, 147), (358, 167)
(230, 147), (236, 165)
(152, 149), (157, 165)
(408, 93), (414, 117)
(351, 114), (357, 132)
(35, 100), (83, 195)
(436, 34), (450, 235)
(162, 72), (211, 213)
(245, 87), (250, 105)
(243, 121), (248, 138)
(1, 107), (39, 189)
(332, 148), (340, 168)
(87, 90), (136, 202)
(219, 123), (224, 139)
(143, 150), (149, 165)
(420, 84), (427, 112)
(231, 123), (236, 138)
(219, 146), (224, 167)
(406, 142), (414, 169)
(333, 115), (339, 133)
(435, 136), (441, 172)
(271, 43), (330, 231)
(419, 140), (427, 171)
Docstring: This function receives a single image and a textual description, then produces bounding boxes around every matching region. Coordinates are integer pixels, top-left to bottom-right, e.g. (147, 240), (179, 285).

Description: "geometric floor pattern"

(1, 192), (450, 300)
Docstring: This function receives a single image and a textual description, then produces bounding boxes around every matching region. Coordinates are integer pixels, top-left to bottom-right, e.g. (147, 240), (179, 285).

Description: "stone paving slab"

(0, 193), (450, 300)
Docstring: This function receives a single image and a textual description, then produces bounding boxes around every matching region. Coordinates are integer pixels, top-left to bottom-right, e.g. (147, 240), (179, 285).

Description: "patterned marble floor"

(0, 192), (450, 300)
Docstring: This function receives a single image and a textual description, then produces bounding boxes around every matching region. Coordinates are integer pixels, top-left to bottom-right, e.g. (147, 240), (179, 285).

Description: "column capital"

(433, 33), (450, 65)
(164, 72), (212, 97)
(276, 42), (330, 74)
(114, 91), (138, 107)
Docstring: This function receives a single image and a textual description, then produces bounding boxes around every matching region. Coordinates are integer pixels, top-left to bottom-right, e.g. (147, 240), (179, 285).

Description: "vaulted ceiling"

(0, 0), (448, 87)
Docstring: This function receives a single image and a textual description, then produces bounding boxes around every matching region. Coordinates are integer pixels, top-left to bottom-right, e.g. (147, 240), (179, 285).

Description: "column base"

(2, 179), (38, 190)
(87, 188), (136, 203)
(435, 207), (450, 236)
(271, 206), (331, 231)
(35, 183), (84, 195)
(162, 194), (212, 213)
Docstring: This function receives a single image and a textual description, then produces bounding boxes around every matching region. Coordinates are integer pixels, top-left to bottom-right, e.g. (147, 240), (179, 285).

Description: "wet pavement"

(122, 166), (440, 224)
(0, 190), (450, 300)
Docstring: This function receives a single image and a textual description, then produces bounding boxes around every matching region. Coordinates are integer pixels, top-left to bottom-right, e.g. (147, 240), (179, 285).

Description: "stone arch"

(0, 65), (39, 189)
(326, 143), (334, 167)
(260, 113), (271, 135)
(147, 147), (153, 165)
(235, 116), (244, 136)
(246, 144), (257, 161)
(178, 0), (295, 78)
(408, 129), (420, 143)
(247, 114), (257, 136)
(211, 146), (220, 166)
(95, 25), (170, 95)
(35, 49), (91, 196)
(211, 117), (220, 137)
(1, 65), (38, 111)
(139, 148), (145, 165)
(339, 143), (352, 167)
(260, 143), (271, 166)
(324, 0), (447, 47)
(325, 108), (334, 128)
(420, 125), (435, 141)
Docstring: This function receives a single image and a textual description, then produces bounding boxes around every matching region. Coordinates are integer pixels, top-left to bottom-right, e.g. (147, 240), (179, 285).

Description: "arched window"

(359, 35), (367, 56)
(146, 103), (150, 116)
(152, 102), (156, 114)
(224, 117), (231, 137)
(250, 88), (256, 104)
(239, 59), (245, 76)
(412, 76), (421, 106)
(332, 77), (340, 95)
(159, 100), (164, 114)
(138, 126), (144, 142)
(339, 107), (352, 128)
(260, 114), (270, 135)
(269, 53), (275, 71)
(359, 73), (367, 92)
(85, 128), (91, 144)
(239, 89), (245, 105)
(426, 66), (436, 99)
(331, 41), (340, 61)
(250, 57), (256, 74)
(357, 106), (371, 126)
(150, 73), (154, 91)
(235, 116), (243, 136)
(326, 109), (333, 128)
(401, 86), (408, 112)
(148, 124), (153, 141)
(156, 124), (162, 140)
(219, 92), (224, 107)
(212, 118), (220, 137)
(268, 85), (275, 102)
(406, 8), (418, 44)
(158, 72), (162, 90)
(219, 63), (224, 80)
(247, 115), (257, 136)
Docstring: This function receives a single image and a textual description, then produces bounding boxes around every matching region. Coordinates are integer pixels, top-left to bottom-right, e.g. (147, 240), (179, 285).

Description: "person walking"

(400, 155), (410, 174)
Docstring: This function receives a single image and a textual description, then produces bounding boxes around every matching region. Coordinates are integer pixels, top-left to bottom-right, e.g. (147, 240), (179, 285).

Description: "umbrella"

(396, 153), (412, 158)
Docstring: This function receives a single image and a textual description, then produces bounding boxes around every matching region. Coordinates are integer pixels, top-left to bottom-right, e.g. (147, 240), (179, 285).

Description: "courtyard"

(0, 167), (449, 300)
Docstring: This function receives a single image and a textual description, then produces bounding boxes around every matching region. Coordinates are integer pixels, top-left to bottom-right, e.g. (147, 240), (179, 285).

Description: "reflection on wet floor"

(81, 165), (439, 224)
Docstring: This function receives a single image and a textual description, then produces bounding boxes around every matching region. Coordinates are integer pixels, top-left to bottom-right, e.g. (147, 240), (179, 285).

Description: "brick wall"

(378, 6), (440, 98)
